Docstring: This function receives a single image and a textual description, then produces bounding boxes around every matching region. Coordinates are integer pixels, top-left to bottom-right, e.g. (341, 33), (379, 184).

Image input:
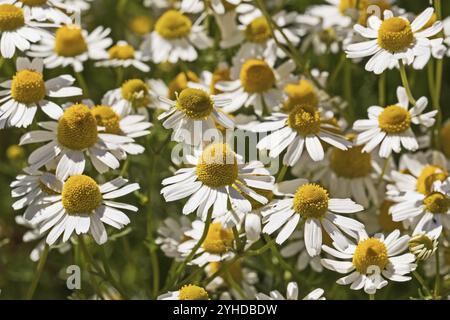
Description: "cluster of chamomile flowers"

(1, 0), (450, 301)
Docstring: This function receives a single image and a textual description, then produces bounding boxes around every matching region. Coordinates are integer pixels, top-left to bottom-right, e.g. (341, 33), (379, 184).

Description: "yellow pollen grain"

(121, 79), (151, 108)
(108, 44), (135, 60)
(128, 15), (153, 36)
(424, 192), (450, 214)
(330, 145), (372, 178)
(352, 237), (388, 274)
(0, 4), (24, 31)
(155, 10), (192, 39)
(287, 104), (321, 136)
(416, 165), (448, 195)
(168, 71), (199, 100)
(239, 59), (275, 93)
(196, 143), (238, 188)
(62, 175), (102, 214)
(293, 183), (329, 218)
(176, 88), (213, 119)
(283, 80), (319, 112)
(202, 222), (234, 254)
(54, 25), (88, 57)
(91, 105), (121, 134)
(378, 105), (411, 134)
(377, 17), (414, 52)
(179, 284), (209, 300)
(245, 16), (271, 43)
(11, 70), (46, 104)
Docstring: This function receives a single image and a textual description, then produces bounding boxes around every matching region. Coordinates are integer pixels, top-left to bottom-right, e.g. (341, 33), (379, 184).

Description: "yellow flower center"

(416, 165), (448, 195)
(239, 59), (275, 93)
(196, 143), (238, 188)
(283, 80), (319, 112)
(202, 222), (234, 254)
(330, 145), (372, 178)
(423, 192), (450, 214)
(176, 88), (213, 120)
(179, 284), (209, 300)
(11, 70), (46, 104)
(38, 180), (59, 196)
(91, 105), (121, 134)
(378, 105), (411, 134)
(6, 145), (25, 161)
(377, 17), (414, 52)
(108, 44), (135, 60)
(245, 16), (271, 43)
(440, 122), (450, 159)
(287, 104), (321, 136)
(57, 104), (98, 150)
(293, 183), (329, 218)
(168, 71), (199, 100)
(54, 25), (88, 57)
(62, 175), (102, 214)
(20, 0), (47, 6)
(211, 68), (231, 95)
(209, 260), (243, 284)
(0, 4), (24, 31)
(409, 233), (434, 252)
(155, 10), (192, 39)
(352, 237), (389, 274)
(378, 200), (404, 233)
(128, 15), (153, 36)
(121, 79), (151, 108)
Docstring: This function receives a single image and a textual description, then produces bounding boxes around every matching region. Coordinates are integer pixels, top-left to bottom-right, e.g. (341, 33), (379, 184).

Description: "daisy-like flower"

(253, 105), (350, 163)
(262, 179), (364, 256)
(29, 174), (139, 245)
(444, 16), (450, 57)
(409, 224), (441, 262)
(235, 9), (301, 58)
(3, 0), (72, 24)
(63, 0), (93, 12)
(83, 100), (152, 159)
(140, 9), (212, 63)
(353, 86), (437, 158)
(155, 216), (193, 261)
(158, 87), (235, 146)
(216, 45), (297, 116)
(346, 8), (443, 74)
(19, 103), (134, 180)
(390, 179), (450, 232)
(181, 0), (243, 15)
(178, 220), (235, 266)
(205, 260), (258, 300)
(0, 57), (82, 129)
(0, 3), (47, 58)
(102, 78), (161, 118)
(28, 24), (112, 72)
(161, 142), (274, 220)
(321, 229), (416, 294)
(158, 284), (210, 300)
(95, 41), (150, 72)
(256, 282), (325, 300)
(280, 230), (323, 272)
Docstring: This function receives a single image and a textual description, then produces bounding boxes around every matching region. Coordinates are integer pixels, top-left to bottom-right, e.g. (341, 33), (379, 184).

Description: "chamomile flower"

(80, 100), (152, 159)
(63, 0), (93, 12)
(390, 179), (450, 232)
(161, 143), (274, 220)
(444, 16), (450, 56)
(28, 24), (112, 72)
(409, 224), (441, 261)
(280, 230), (323, 272)
(182, 0), (243, 15)
(253, 105), (350, 163)
(0, 3), (47, 58)
(158, 284), (210, 300)
(346, 8), (443, 74)
(3, 0), (72, 24)
(0, 57), (82, 129)
(205, 260), (258, 300)
(262, 179), (364, 256)
(19, 103), (134, 180)
(178, 220), (235, 266)
(140, 9), (212, 63)
(155, 216), (193, 261)
(29, 174), (139, 245)
(95, 41), (150, 72)
(256, 282), (325, 300)
(10, 169), (60, 220)
(210, 4), (244, 49)
(353, 86), (437, 158)
(321, 229), (416, 294)
(216, 45), (297, 116)
(158, 87), (235, 146)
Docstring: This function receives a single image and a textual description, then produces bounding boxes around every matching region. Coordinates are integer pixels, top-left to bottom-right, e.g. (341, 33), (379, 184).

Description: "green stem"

(377, 155), (391, 185)
(25, 245), (49, 300)
(398, 61), (416, 105)
(75, 71), (89, 98)
(116, 67), (124, 87)
(369, 293), (375, 300)
(276, 165), (288, 183)
(434, 245), (441, 299)
(344, 60), (354, 121)
(119, 158), (130, 177)
(378, 72), (386, 106)
(412, 270), (432, 298)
